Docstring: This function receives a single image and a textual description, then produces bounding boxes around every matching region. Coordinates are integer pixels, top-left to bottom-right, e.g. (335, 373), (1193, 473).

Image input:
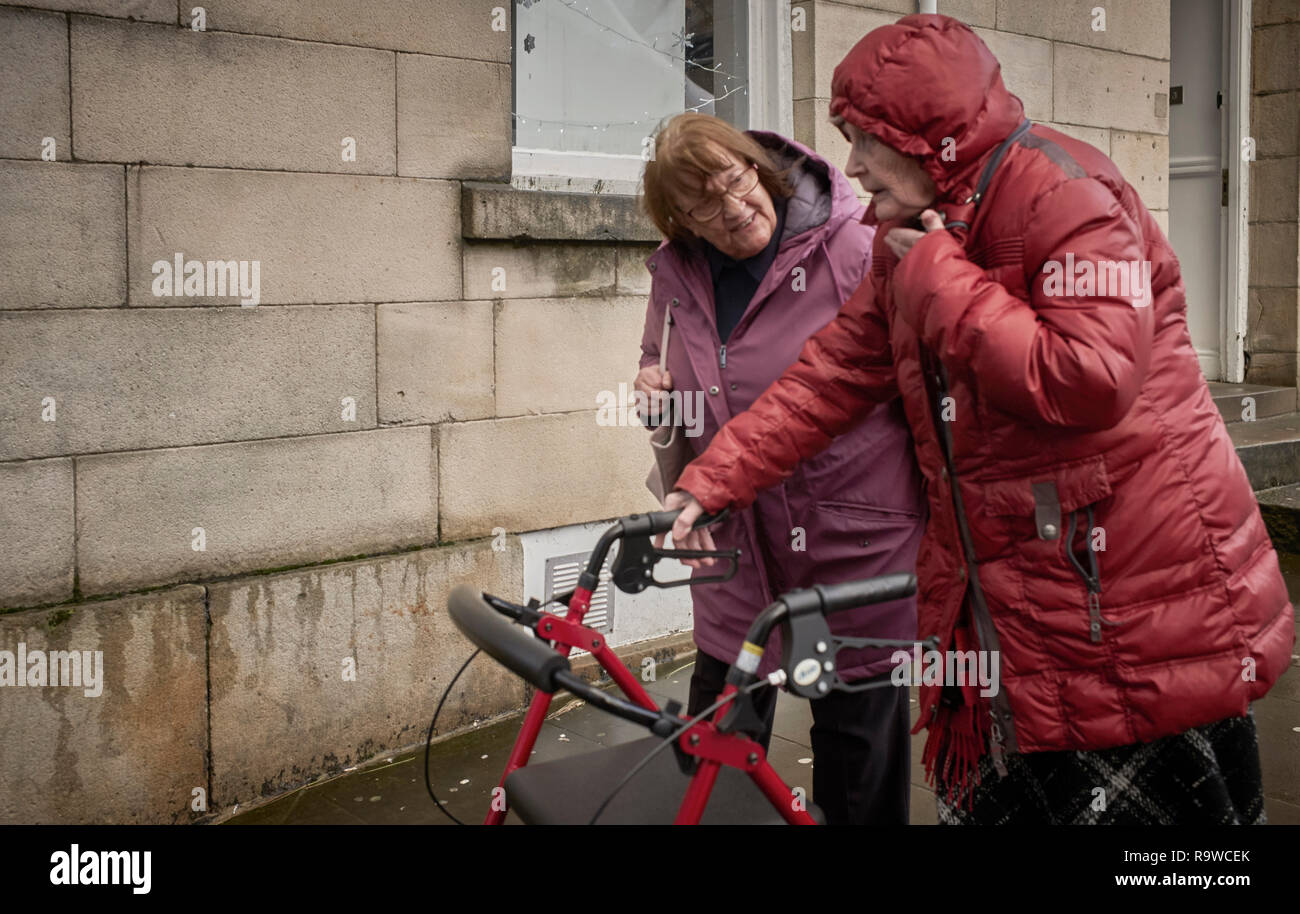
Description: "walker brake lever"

(781, 601), (944, 699)
(826, 635), (942, 694)
(610, 509), (739, 594)
(611, 539), (740, 593)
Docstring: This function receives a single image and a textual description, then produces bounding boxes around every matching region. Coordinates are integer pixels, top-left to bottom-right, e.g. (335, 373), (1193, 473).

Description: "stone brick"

(0, 8), (70, 160)
(0, 586), (208, 824)
(1245, 350), (1297, 387)
(1254, 22), (1300, 94)
(1110, 131), (1169, 211)
(397, 54), (509, 180)
(1151, 209), (1169, 238)
(972, 28), (1053, 123)
(495, 296), (646, 417)
(0, 306), (375, 461)
(1252, 91), (1300, 159)
(995, 0), (1169, 60)
(462, 242), (619, 300)
(616, 244), (661, 295)
(462, 182), (657, 242)
(1249, 222), (1300, 287)
(439, 412), (653, 540)
(0, 161), (125, 309)
(1251, 156), (1300, 223)
(812, 0), (911, 12)
(1257, 0), (1300, 26)
(0, 459), (74, 608)
(1248, 286), (1300, 354)
(934, 0), (997, 28)
(1, 0), (173, 21)
(795, 96), (853, 173)
(71, 17), (395, 173)
(1043, 121), (1109, 155)
(197, 0), (509, 60)
(377, 301), (494, 424)
(208, 536), (525, 808)
(128, 166), (460, 305)
(792, 1), (901, 100)
(76, 427), (437, 595)
(1053, 43), (1169, 133)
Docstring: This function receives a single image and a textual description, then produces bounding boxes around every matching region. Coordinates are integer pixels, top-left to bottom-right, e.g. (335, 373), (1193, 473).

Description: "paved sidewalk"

(225, 652), (937, 825)
(228, 560), (1300, 826)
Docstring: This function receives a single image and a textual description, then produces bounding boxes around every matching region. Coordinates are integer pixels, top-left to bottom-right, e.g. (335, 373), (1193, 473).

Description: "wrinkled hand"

(884, 208), (946, 262)
(633, 363), (673, 424)
(660, 489), (716, 567)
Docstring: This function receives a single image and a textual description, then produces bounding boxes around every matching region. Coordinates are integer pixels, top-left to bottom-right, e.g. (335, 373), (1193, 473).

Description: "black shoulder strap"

(968, 119), (1031, 209)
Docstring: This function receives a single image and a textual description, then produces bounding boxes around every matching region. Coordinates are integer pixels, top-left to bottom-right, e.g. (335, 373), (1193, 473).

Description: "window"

(512, 0), (791, 192)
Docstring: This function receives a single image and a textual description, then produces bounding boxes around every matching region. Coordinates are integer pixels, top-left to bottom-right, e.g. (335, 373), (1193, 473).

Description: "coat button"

(648, 262), (657, 272)
(709, 385), (719, 395)
(1042, 522), (1058, 538)
(729, 383), (737, 391)
(671, 297), (679, 307)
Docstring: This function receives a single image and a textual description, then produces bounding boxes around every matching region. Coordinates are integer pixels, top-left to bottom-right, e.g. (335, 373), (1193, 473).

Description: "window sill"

(461, 182), (660, 243)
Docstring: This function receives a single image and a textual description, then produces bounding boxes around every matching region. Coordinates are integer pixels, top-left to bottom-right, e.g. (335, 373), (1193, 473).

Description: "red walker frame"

(482, 579), (818, 825)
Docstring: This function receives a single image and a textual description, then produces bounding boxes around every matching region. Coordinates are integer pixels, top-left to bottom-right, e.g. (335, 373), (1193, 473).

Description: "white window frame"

(510, 0), (793, 194)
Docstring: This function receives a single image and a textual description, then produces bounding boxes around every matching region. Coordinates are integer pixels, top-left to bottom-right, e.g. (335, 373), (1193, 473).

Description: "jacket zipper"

(719, 344), (727, 369)
(1066, 505), (1113, 643)
(923, 346), (1017, 775)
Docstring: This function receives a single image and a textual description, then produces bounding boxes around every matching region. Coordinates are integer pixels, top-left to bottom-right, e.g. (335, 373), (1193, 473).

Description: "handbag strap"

(944, 119), (1031, 233)
(969, 119), (1031, 207)
(650, 306), (678, 450)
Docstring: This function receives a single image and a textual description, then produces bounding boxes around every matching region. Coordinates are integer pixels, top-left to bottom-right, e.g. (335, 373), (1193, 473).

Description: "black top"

(703, 198), (787, 344)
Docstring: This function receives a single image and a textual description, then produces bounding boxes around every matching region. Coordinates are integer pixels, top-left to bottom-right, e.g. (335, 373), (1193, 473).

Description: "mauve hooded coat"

(639, 130), (926, 681)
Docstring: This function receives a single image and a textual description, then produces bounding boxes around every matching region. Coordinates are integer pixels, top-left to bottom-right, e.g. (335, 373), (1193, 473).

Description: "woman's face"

(834, 117), (937, 223)
(672, 142), (777, 260)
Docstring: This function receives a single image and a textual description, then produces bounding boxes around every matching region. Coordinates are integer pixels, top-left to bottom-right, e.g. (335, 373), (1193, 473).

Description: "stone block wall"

(0, 0), (672, 822)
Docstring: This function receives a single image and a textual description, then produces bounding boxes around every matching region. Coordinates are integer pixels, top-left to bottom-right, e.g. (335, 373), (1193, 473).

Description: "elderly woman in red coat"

(667, 15), (1295, 823)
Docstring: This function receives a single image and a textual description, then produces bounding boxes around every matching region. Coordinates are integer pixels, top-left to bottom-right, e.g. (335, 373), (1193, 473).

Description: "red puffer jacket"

(675, 14), (1295, 768)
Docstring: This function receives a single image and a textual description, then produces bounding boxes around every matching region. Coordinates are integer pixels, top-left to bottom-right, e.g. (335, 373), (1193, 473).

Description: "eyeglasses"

(683, 163), (760, 222)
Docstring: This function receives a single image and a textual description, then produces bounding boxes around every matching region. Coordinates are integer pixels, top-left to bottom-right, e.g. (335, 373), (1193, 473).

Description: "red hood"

(830, 14), (1026, 218)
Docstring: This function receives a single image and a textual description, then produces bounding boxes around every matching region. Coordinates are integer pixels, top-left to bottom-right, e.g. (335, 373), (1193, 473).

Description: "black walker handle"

(611, 508), (739, 593)
(448, 585), (570, 692)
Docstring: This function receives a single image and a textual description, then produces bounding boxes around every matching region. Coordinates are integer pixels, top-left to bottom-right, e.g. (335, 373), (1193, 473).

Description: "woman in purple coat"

(635, 113), (926, 824)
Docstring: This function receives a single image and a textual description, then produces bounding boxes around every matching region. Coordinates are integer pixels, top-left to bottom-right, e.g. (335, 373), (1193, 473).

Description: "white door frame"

(746, 0), (794, 137)
(1221, 0), (1252, 383)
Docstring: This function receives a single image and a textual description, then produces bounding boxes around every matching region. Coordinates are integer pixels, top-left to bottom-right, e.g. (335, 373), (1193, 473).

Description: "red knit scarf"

(914, 623), (989, 809)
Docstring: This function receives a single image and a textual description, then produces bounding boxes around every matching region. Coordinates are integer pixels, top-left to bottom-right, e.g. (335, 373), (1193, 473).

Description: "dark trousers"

(687, 650), (911, 825)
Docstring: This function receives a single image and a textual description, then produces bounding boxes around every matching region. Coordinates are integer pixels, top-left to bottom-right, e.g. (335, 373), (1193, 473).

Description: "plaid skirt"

(936, 708), (1266, 824)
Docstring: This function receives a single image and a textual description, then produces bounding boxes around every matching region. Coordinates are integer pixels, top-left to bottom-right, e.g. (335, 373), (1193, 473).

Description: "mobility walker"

(440, 507), (927, 824)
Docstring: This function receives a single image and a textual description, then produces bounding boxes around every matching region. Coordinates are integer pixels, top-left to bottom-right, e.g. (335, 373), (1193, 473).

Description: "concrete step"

(1230, 412), (1300, 490)
(1209, 382), (1296, 424)
(1257, 484), (1300, 554)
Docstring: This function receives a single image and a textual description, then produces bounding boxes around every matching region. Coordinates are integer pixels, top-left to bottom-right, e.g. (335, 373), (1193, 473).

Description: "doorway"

(1167, 0), (1250, 382)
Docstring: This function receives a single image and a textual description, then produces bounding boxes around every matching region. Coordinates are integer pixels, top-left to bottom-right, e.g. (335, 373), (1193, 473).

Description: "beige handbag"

(645, 307), (696, 505)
